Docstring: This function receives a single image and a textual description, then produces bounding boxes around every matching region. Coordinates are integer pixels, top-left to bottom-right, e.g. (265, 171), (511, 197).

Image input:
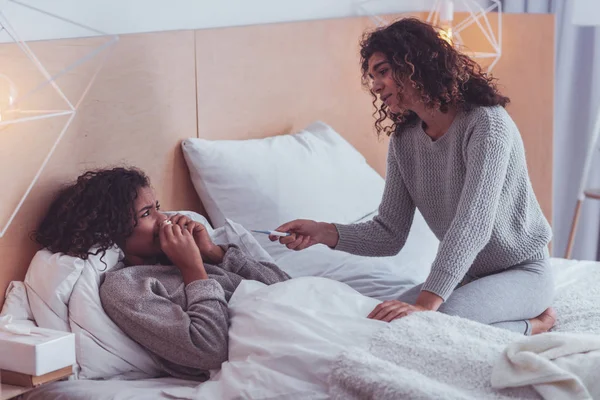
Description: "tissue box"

(0, 327), (75, 376)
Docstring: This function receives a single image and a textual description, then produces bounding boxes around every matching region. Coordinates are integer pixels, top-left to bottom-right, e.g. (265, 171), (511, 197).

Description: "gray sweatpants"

(398, 257), (554, 335)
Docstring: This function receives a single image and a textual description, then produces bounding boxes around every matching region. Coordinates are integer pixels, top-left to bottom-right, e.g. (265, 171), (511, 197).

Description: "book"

(0, 365), (73, 388)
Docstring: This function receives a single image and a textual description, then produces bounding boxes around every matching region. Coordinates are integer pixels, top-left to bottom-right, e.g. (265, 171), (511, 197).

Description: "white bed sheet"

(20, 377), (197, 400)
(21, 256), (600, 400)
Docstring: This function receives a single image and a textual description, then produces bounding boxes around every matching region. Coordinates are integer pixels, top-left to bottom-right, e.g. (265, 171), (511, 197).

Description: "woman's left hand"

(169, 214), (225, 264)
(367, 300), (430, 322)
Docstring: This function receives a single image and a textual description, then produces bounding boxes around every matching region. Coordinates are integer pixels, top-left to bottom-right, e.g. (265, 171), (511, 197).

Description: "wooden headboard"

(0, 13), (553, 310)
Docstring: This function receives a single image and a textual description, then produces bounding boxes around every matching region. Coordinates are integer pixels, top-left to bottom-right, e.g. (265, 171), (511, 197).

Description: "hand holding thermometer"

(251, 229), (291, 237)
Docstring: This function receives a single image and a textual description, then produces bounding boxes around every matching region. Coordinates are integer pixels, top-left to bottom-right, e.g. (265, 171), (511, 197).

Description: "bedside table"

(0, 383), (33, 400)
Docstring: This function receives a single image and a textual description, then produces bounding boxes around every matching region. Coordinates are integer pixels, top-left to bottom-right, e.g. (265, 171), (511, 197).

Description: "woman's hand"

(159, 220), (208, 284)
(269, 219), (339, 250)
(367, 300), (430, 322)
(169, 214), (224, 264)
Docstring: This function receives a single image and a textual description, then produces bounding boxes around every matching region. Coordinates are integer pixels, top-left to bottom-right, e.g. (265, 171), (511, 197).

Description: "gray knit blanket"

(328, 262), (600, 399)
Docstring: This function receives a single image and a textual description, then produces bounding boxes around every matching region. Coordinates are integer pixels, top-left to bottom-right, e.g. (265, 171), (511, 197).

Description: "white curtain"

(499, 0), (600, 260)
(552, 1), (600, 260)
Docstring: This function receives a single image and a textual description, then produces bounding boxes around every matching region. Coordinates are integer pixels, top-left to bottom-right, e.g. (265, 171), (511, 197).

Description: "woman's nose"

(157, 213), (169, 226)
(372, 80), (383, 93)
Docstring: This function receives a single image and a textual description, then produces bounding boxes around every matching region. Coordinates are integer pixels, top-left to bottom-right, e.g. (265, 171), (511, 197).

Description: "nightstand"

(0, 383), (33, 400)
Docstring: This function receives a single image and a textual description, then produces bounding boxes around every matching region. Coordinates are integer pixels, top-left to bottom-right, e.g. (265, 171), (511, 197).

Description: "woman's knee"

(437, 296), (479, 319)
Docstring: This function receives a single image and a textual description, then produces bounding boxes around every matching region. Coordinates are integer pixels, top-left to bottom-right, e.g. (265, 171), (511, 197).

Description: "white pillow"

(181, 121), (385, 232)
(25, 247), (119, 333)
(181, 122), (439, 297)
(1, 281), (34, 322)
(25, 245), (131, 380)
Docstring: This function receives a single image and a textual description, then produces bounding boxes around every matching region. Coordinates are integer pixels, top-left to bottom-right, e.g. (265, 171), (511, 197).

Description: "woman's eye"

(379, 68), (388, 76)
(142, 210), (150, 218)
(156, 203), (161, 211)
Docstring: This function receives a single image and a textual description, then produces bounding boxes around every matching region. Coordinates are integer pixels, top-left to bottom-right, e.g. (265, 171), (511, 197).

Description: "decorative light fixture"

(0, 0), (118, 237)
(355, 0), (502, 73)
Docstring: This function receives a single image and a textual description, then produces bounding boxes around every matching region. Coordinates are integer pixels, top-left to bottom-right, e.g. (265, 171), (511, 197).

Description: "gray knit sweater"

(99, 245), (290, 381)
(334, 105), (552, 301)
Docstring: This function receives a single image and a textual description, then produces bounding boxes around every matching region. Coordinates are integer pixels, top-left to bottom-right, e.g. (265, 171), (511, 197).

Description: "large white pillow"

(181, 121), (385, 231)
(182, 122), (440, 297)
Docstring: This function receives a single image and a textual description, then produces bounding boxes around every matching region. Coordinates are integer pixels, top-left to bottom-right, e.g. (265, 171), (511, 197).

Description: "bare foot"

(529, 307), (557, 335)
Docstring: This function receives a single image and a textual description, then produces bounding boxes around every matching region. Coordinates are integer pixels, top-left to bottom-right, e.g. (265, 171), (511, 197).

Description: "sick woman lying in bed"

(32, 167), (290, 382)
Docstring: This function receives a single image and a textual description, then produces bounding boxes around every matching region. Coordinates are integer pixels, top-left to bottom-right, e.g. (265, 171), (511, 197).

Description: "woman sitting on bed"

(33, 167), (290, 381)
(272, 18), (556, 335)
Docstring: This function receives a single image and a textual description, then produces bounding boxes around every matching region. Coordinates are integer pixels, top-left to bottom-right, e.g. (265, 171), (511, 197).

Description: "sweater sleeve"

(100, 272), (229, 379)
(421, 121), (513, 300)
(332, 137), (416, 256)
(216, 244), (290, 284)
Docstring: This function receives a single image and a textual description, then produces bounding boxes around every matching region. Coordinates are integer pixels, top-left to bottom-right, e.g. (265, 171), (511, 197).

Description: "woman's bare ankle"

(529, 307), (556, 335)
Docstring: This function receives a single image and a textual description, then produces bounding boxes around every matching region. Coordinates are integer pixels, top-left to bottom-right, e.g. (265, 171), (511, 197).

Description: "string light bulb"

(0, 73), (18, 123)
(439, 0), (454, 45)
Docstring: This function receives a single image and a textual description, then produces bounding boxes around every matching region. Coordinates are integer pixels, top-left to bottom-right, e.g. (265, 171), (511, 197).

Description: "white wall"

(0, 0), (494, 41)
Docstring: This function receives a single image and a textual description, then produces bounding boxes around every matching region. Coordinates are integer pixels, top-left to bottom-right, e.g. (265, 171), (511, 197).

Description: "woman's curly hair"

(360, 17), (510, 136)
(32, 167), (150, 260)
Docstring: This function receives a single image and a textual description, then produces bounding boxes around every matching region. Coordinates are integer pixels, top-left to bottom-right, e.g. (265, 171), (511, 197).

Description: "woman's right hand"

(269, 219), (339, 250)
(159, 221), (208, 282)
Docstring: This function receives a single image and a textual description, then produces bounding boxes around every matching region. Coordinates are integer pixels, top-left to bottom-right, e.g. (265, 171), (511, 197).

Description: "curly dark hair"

(32, 167), (150, 260)
(360, 17), (510, 136)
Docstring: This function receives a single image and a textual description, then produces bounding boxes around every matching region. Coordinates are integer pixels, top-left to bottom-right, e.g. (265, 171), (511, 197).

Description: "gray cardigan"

(99, 244), (290, 381)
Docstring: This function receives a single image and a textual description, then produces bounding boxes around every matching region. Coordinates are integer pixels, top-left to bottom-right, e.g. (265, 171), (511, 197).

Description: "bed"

(6, 247), (600, 400)
(2, 10), (595, 400)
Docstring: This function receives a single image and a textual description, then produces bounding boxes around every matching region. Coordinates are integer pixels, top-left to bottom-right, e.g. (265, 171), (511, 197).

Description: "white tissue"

(0, 314), (32, 335)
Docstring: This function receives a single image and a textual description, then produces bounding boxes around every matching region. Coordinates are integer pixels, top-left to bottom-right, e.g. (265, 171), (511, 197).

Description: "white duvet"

(15, 274), (385, 400)
(163, 277), (386, 400)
